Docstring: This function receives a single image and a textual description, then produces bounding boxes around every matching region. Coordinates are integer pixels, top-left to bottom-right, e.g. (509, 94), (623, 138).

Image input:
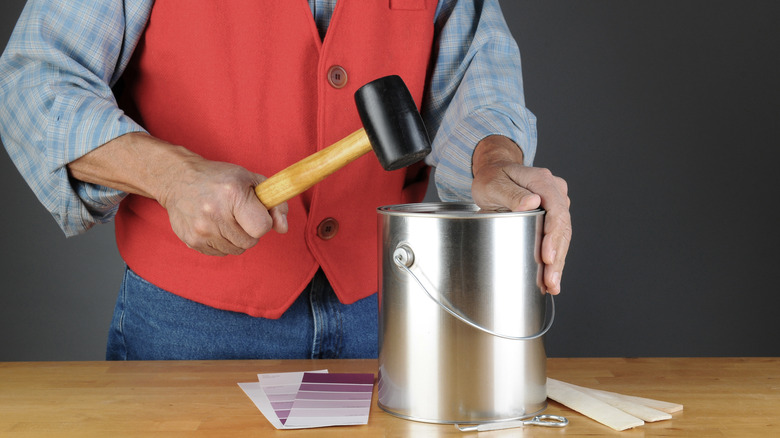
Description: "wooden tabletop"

(0, 357), (777, 437)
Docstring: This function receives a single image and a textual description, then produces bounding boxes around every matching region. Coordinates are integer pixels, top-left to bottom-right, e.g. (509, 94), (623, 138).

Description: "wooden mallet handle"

(254, 128), (371, 209)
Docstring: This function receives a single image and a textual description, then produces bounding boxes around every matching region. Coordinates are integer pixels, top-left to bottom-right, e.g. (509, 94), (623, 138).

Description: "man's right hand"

(67, 132), (288, 256)
(158, 154), (288, 256)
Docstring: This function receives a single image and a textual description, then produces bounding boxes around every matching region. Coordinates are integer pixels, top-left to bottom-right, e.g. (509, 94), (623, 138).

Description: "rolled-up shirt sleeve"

(424, 0), (538, 202)
(0, 0), (152, 236)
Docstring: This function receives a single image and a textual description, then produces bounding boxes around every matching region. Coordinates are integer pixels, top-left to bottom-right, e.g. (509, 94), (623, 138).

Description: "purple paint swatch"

(283, 372), (375, 427)
(302, 373), (376, 385)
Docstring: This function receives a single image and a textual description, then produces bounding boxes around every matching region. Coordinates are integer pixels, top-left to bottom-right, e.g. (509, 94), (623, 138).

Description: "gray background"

(1, 1), (778, 361)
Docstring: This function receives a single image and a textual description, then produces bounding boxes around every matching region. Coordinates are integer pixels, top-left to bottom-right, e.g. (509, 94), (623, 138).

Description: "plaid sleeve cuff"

(49, 92), (146, 236)
(428, 104), (537, 202)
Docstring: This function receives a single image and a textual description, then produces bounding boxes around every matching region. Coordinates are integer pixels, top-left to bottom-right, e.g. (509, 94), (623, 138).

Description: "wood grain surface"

(0, 357), (777, 437)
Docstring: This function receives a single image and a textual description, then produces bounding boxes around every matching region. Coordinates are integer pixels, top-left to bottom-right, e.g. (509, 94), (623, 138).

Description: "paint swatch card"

(238, 370), (374, 429)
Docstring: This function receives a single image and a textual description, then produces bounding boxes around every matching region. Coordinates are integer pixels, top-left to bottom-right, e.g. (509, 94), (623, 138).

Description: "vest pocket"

(390, 0), (425, 11)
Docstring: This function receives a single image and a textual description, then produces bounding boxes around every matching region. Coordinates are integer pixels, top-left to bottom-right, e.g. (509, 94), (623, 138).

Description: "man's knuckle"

(228, 246), (246, 256)
(199, 200), (217, 215)
(533, 167), (554, 180)
(221, 180), (244, 196)
(191, 219), (213, 237)
(556, 176), (569, 194)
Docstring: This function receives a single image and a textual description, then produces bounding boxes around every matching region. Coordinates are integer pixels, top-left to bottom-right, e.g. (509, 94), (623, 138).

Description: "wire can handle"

(393, 243), (555, 341)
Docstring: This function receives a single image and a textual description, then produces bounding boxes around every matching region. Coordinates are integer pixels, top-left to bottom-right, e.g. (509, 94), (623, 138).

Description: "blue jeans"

(106, 267), (378, 360)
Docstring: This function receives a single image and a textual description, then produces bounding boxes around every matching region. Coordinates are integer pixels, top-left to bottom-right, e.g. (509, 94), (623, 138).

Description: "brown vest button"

(327, 65), (348, 89)
(317, 217), (339, 240)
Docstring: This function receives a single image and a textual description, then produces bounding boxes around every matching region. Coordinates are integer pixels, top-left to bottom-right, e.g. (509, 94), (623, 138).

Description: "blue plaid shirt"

(0, 0), (536, 236)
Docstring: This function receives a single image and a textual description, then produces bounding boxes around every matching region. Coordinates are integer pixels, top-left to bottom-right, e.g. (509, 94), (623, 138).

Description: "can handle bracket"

(393, 243), (555, 341)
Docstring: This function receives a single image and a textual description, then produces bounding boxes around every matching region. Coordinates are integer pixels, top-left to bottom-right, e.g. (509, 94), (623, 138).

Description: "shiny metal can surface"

(377, 203), (550, 424)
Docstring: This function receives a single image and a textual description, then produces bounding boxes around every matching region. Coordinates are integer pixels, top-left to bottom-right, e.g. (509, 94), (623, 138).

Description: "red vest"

(115, 0), (436, 318)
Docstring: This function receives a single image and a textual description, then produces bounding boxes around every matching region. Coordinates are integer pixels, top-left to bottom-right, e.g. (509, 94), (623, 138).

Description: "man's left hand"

(471, 135), (572, 295)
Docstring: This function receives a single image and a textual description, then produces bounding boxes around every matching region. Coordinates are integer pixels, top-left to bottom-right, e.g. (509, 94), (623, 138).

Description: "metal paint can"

(377, 203), (552, 424)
